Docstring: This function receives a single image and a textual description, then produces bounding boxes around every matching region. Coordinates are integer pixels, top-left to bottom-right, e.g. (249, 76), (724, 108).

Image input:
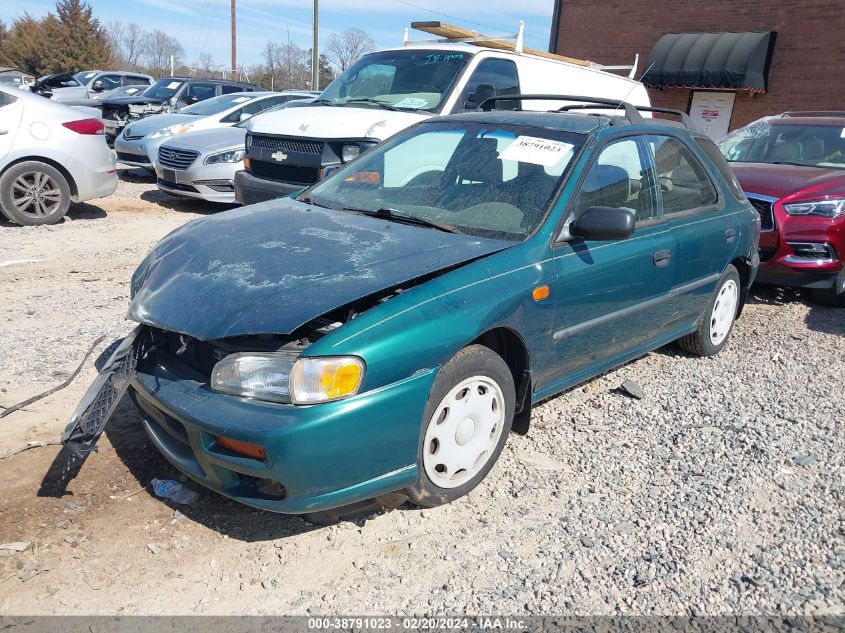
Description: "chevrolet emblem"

(271, 150), (288, 162)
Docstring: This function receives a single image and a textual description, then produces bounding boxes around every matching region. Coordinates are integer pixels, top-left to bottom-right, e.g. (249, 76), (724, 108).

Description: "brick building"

(549, 0), (845, 135)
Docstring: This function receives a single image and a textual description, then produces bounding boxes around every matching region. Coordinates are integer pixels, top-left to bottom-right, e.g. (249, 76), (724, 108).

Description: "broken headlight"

(210, 353), (365, 405)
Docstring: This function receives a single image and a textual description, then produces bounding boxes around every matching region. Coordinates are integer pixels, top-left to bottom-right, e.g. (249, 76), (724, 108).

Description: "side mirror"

(570, 206), (635, 241)
(91, 80), (104, 92)
(184, 95), (199, 105)
(468, 83), (496, 109)
(239, 112), (251, 122)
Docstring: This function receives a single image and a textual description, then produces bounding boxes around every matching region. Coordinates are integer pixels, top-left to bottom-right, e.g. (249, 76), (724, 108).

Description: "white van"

(235, 21), (649, 204)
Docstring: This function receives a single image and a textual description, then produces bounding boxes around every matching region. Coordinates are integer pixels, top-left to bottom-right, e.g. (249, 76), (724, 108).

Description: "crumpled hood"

(249, 104), (428, 140)
(731, 163), (845, 199)
(125, 113), (193, 137)
(129, 199), (511, 341)
(102, 95), (167, 106)
(166, 126), (245, 153)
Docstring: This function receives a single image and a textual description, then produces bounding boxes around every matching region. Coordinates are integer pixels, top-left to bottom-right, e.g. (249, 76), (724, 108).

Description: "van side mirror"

(570, 206), (635, 241)
(467, 83), (496, 109)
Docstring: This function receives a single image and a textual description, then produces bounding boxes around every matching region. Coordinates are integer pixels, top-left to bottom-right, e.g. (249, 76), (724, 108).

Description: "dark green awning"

(642, 31), (777, 92)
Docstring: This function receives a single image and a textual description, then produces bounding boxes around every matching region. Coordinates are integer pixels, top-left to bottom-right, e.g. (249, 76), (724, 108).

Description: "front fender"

(308, 240), (556, 392)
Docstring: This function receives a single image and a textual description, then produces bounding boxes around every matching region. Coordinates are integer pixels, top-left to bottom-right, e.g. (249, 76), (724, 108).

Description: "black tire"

(0, 161), (71, 226)
(406, 344), (515, 508)
(810, 268), (845, 308)
(678, 265), (741, 357)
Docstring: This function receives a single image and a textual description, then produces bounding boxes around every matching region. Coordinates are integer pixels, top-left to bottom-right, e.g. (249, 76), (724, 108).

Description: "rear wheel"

(678, 265), (741, 356)
(0, 161), (71, 226)
(406, 345), (514, 508)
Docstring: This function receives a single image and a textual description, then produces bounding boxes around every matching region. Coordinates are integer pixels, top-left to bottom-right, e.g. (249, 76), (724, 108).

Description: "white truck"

(235, 21), (649, 204)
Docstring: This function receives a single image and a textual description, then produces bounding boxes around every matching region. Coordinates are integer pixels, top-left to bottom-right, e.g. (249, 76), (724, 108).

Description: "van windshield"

(317, 49), (471, 113)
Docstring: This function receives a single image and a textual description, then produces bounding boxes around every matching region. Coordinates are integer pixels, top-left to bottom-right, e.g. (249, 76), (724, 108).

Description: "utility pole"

(231, 0), (237, 81)
(311, 0), (319, 91)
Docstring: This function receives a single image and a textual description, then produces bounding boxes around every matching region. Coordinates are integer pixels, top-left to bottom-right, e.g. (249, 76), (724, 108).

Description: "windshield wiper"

(344, 206), (461, 233)
(343, 98), (401, 112)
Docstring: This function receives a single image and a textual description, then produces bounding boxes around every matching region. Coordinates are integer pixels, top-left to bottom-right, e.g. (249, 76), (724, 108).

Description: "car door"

(0, 91), (24, 160)
(644, 134), (732, 330)
(539, 135), (674, 392)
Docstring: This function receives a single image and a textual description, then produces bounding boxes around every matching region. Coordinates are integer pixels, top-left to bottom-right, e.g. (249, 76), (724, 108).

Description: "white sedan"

(114, 91), (309, 169)
(0, 86), (117, 226)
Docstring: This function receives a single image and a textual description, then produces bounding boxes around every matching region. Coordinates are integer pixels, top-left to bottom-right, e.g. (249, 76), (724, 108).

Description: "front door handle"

(653, 249), (672, 267)
(725, 228), (737, 243)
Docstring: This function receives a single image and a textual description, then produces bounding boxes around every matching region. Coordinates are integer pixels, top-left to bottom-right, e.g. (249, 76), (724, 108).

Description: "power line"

(391, 0), (548, 43)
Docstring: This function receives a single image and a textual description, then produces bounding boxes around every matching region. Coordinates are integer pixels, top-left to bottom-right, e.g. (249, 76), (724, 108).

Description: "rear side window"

(221, 84), (243, 95)
(125, 75), (152, 86)
(647, 136), (719, 216)
(694, 136), (746, 201)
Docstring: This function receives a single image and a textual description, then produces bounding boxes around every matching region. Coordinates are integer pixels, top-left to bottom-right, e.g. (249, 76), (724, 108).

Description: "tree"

(122, 22), (145, 70)
(0, 14), (51, 75)
(194, 51), (216, 77)
(141, 29), (185, 76)
(325, 28), (374, 72)
(40, 0), (111, 73)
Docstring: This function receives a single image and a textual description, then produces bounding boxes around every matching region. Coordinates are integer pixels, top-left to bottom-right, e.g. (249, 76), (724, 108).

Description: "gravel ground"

(0, 175), (842, 616)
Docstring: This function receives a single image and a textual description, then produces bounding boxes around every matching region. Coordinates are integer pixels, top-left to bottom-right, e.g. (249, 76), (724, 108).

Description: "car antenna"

(612, 61), (655, 119)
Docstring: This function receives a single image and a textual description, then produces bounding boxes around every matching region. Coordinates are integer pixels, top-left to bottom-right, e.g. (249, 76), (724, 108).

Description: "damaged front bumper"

(62, 326), (435, 513)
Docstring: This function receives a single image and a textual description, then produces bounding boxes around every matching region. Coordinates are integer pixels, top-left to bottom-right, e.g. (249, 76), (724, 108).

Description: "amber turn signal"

(532, 285), (550, 301)
(215, 436), (266, 460)
(243, 157), (251, 170)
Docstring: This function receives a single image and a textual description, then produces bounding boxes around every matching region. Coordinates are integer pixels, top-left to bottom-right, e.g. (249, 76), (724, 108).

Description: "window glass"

(125, 75), (152, 86)
(648, 135), (718, 216)
(719, 120), (845, 169)
(41, 74), (80, 89)
(694, 136), (745, 200)
(183, 93), (255, 116)
(221, 84), (246, 94)
(573, 138), (658, 223)
(460, 58), (520, 110)
(0, 90), (19, 107)
(304, 122), (584, 241)
(97, 74), (122, 90)
(319, 49), (470, 113)
(184, 83), (217, 103)
(142, 79), (184, 99)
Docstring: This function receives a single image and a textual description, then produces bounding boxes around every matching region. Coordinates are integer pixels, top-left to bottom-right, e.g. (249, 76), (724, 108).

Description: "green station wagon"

(64, 96), (760, 517)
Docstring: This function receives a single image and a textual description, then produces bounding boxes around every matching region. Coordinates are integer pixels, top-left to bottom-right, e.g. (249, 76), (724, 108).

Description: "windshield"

(181, 93), (255, 115)
(302, 121), (584, 241)
(318, 49), (471, 113)
(720, 120), (845, 169)
(102, 85), (144, 99)
(73, 71), (99, 85)
(142, 79), (185, 100)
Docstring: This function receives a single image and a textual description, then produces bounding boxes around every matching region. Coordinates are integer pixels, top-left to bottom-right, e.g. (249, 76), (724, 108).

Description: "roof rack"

(781, 111), (845, 118)
(477, 94), (691, 129)
(404, 21), (638, 77)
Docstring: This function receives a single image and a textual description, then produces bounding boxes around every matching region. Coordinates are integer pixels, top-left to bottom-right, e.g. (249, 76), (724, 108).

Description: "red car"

(720, 113), (845, 307)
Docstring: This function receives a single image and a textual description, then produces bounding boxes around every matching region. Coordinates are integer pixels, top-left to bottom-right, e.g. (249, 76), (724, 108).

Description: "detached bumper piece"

(61, 326), (147, 457)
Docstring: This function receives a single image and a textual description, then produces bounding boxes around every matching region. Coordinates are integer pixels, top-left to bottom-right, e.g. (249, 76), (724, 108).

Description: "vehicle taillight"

(62, 118), (105, 135)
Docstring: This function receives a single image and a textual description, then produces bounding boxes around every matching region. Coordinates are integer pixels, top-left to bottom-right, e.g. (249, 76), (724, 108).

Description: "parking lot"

(0, 174), (842, 616)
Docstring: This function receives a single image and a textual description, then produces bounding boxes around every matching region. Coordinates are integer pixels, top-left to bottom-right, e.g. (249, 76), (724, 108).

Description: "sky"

(3, 0), (556, 72)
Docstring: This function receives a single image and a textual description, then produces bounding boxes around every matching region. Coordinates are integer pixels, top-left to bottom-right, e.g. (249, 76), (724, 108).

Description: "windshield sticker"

(85, 72), (97, 79)
(498, 136), (574, 167)
(840, 128), (845, 138)
(232, 97), (251, 103)
(394, 97), (428, 109)
(424, 53), (465, 64)
(167, 81), (181, 89)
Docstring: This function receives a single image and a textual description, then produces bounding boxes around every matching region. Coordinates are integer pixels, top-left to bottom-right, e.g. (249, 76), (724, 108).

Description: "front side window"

(719, 120), (845, 170)
(183, 83), (217, 103)
(97, 74), (122, 91)
(303, 122), (585, 241)
(318, 49), (471, 113)
(648, 135), (718, 216)
(572, 138), (659, 223)
(459, 58), (520, 110)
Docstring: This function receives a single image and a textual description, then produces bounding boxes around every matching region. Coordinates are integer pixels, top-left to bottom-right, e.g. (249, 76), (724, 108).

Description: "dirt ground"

(0, 173), (842, 616)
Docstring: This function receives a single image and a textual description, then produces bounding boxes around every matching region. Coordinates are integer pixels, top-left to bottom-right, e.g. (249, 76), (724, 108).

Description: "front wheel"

(678, 265), (741, 356)
(810, 268), (845, 308)
(406, 345), (515, 508)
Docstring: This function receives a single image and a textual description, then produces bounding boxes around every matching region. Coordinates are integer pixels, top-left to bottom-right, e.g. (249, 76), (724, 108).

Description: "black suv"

(100, 77), (259, 141)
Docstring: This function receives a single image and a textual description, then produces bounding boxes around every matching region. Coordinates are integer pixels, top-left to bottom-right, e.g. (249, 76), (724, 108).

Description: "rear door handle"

(653, 249), (672, 267)
(725, 228), (737, 243)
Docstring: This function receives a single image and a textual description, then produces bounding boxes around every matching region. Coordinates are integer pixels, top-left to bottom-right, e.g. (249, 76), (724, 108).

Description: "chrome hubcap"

(709, 279), (738, 345)
(12, 171), (62, 218)
(423, 375), (505, 489)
